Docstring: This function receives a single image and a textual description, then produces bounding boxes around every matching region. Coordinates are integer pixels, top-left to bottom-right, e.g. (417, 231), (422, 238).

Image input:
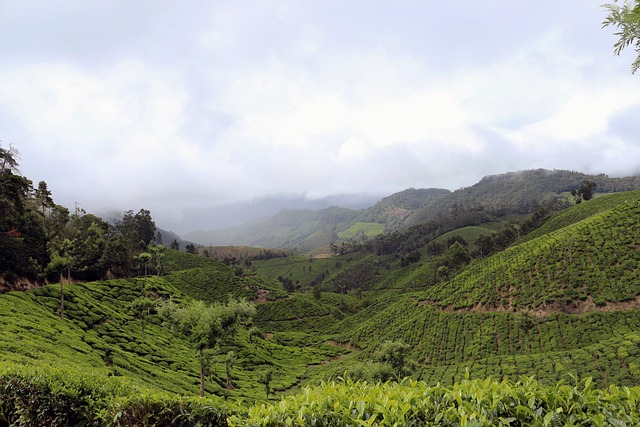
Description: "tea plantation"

(4, 191), (640, 425)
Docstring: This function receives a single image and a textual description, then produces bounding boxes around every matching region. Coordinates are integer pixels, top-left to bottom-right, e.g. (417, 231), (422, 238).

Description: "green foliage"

(0, 276), (336, 401)
(0, 362), (129, 426)
(0, 362), (229, 427)
(254, 292), (352, 333)
(8, 145), (640, 423)
(233, 377), (640, 426)
(337, 222), (385, 239)
(6, 361), (640, 426)
(519, 190), (640, 243)
(373, 340), (418, 380)
(257, 367), (274, 399)
(603, 0), (640, 74)
(433, 225), (496, 253)
(161, 299), (256, 353)
(444, 241), (470, 270)
(423, 194), (640, 310)
(163, 266), (254, 303)
(163, 248), (227, 272)
(160, 298), (256, 396)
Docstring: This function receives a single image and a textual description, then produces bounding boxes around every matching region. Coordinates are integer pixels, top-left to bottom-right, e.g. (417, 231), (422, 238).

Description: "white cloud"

(338, 137), (366, 162)
(522, 89), (640, 141)
(1, 0), (640, 233)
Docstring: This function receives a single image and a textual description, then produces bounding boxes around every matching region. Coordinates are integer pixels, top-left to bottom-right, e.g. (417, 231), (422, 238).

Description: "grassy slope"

(424, 194), (640, 309)
(519, 190), (640, 244)
(4, 191), (640, 418)
(432, 225), (496, 252)
(0, 256), (339, 400)
(338, 222), (386, 239)
(304, 191), (640, 387)
(250, 253), (370, 288)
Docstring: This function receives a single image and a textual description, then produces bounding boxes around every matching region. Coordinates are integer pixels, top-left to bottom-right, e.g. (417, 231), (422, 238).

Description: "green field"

(338, 221), (386, 239)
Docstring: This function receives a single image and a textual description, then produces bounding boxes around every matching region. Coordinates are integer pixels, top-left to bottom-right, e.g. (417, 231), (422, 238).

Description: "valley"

(3, 161), (640, 425)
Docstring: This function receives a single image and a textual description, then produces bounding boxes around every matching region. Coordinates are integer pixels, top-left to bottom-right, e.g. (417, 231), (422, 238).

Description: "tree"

(46, 204), (70, 240)
(475, 234), (495, 258)
(185, 243), (197, 254)
(222, 351), (236, 388)
(257, 367), (274, 399)
(571, 180), (597, 204)
(135, 252), (152, 278)
(603, 0), (640, 73)
(579, 180), (597, 201)
(0, 172), (31, 231)
(170, 239), (180, 250)
(445, 241), (471, 270)
(68, 214), (109, 280)
(101, 236), (131, 277)
(0, 143), (20, 175)
(148, 244), (165, 275)
(113, 208), (156, 253)
(159, 299), (255, 397)
(34, 181), (53, 217)
(46, 239), (74, 320)
(373, 340), (418, 381)
(130, 296), (155, 342)
(134, 209), (157, 246)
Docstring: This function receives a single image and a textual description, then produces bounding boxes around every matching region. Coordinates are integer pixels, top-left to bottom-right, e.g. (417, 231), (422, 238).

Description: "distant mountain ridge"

(183, 169), (640, 250)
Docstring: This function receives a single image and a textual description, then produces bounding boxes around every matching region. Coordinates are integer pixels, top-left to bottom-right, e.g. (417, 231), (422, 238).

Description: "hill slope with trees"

(184, 169), (640, 251)
(5, 144), (640, 424)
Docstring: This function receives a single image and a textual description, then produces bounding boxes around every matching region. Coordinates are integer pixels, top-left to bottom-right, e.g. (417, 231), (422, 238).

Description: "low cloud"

(1, 0), (639, 233)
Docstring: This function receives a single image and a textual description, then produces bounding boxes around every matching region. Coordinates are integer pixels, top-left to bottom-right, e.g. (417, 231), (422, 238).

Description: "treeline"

(341, 189), (568, 262)
(0, 145), (160, 284)
(405, 169), (640, 226)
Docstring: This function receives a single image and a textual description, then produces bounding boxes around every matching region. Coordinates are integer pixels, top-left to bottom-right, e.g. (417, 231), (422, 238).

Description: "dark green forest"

(0, 146), (164, 286)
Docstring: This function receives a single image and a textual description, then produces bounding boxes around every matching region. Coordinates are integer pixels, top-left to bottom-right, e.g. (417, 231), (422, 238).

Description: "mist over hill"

(6, 150), (640, 423)
(183, 169), (640, 250)
(178, 193), (381, 235)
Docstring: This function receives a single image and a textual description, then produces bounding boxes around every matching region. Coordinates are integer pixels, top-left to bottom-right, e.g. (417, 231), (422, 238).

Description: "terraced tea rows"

(424, 197), (640, 310)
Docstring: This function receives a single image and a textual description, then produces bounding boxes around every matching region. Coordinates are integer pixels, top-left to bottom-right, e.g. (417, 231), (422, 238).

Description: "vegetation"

(233, 376), (640, 427)
(186, 169), (640, 250)
(603, 0), (640, 74)
(0, 362), (229, 427)
(423, 196), (640, 310)
(6, 146), (640, 425)
(160, 298), (256, 397)
(1, 152), (161, 285)
(337, 221), (385, 239)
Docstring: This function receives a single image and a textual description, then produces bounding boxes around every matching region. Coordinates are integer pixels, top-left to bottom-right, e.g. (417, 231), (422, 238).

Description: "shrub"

(0, 362), (229, 427)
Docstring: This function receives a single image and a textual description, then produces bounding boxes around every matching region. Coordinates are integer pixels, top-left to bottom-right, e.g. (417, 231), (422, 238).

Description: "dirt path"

(419, 295), (640, 318)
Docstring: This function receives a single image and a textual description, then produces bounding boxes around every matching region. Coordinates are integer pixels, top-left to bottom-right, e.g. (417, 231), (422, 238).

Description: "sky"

(1, 1), (640, 234)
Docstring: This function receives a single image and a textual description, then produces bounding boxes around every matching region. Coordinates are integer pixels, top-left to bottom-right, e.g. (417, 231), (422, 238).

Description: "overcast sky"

(1, 1), (639, 234)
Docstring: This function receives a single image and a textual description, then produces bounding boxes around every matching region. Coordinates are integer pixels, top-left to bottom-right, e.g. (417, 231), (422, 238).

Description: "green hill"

(289, 190), (640, 388)
(183, 170), (640, 251)
(424, 193), (640, 310)
(0, 269), (339, 402)
(7, 146), (640, 424)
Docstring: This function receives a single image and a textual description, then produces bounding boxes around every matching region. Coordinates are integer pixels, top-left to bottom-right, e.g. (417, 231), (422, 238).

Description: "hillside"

(184, 169), (640, 251)
(184, 206), (360, 251)
(330, 192), (640, 386)
(244, 190), (640, 390)
(423, 191), (640, 310)
(0, 251), (344, 403)
(5, 154), (640, 423)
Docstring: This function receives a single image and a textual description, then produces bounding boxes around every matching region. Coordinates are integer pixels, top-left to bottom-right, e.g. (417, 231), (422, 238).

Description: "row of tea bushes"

(0, 362), (228, 427)
(234, 376), (640, 426)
